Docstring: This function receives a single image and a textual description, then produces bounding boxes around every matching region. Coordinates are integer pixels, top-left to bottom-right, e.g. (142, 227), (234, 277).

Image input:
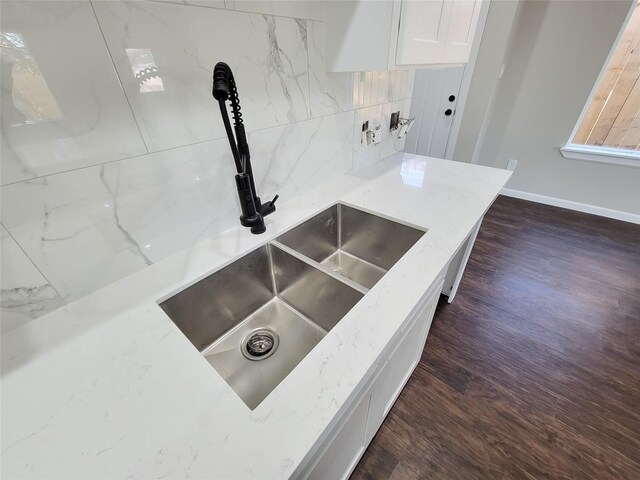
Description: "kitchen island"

(1, 153), (511, 479)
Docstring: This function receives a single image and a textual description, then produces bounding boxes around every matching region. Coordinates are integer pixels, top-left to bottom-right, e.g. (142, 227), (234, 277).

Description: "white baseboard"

(500, 188), (640, 225)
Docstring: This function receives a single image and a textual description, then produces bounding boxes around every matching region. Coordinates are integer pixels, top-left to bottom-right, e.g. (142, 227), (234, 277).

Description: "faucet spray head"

(212, 62), (231, 101)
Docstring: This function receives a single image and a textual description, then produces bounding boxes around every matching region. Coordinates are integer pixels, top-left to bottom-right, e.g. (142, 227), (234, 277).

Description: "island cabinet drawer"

(365, 280), (442, 443)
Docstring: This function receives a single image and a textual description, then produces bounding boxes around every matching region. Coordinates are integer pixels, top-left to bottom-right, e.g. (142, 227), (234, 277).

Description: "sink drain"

(241, 328), (279, 361)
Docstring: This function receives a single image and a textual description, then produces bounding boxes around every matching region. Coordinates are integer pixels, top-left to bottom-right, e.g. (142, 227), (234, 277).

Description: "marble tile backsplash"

(0, 0), (414, 333)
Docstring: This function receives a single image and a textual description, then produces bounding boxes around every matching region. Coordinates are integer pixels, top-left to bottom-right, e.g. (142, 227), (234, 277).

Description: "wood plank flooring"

(351, 195), (640, 480)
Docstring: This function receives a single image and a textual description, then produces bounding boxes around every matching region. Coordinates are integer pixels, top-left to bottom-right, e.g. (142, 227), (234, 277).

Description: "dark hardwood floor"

(351, 195), (640, 480)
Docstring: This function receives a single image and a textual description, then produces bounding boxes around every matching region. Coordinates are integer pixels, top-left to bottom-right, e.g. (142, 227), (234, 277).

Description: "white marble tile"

(363, 71), (374, 107)
(1, 225), (65, 334)
(149, 0), (226, 8)
(249, 110), (355, 201)
(93, 1), (310, 152)
(353, 72), (365, 109)
(400, 69), (416, 99)
(387, 70), (399, 101)
(0, 140), (238, 301)
(225, 0), (322, 20)
(308, 21), (353, 117)
(372, 71), (390, 106)
(0, 1), (147, 185)
(352, 71), (391, 109)
(1, 109), (356, 303)
(388, 69), (415, 101)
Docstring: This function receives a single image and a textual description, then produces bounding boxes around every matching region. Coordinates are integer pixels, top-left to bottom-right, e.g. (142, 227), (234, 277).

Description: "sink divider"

(269, 240), (370, 295)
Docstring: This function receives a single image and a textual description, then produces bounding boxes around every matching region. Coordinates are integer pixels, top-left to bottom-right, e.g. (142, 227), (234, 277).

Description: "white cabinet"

(444, 0), (483, 63)
(395, 0), (449, 65)
(396, 0), (482, 66)
(305, 390), (370, 480)
(365, 279), (441, 443)
(323, 0), (484, 72)
(300, 277), (444, 480)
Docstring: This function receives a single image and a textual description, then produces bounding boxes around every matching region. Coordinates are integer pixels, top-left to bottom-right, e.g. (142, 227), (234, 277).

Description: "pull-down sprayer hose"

(212, 62), (278, 234)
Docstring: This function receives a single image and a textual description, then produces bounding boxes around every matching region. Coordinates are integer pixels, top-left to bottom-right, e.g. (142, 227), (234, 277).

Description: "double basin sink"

(159, 203), (426, 409)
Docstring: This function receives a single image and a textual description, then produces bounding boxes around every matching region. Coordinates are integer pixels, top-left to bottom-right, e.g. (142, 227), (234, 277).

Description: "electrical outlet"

(361, 120), (382, 146)
(390, 111), (400, 131)
(506, 159), (518, 171)
(366, 123), (382, 145)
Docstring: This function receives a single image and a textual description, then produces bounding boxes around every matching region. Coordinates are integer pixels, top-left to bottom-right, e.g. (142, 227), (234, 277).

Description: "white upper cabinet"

(395, 0), (449, 65)
(324, 0), (484, 72)
(443, 0), (483, 63)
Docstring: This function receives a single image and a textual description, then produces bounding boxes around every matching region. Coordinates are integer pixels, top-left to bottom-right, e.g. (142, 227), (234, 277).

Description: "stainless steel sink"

(159, 203), (425, 409)
(159, 243), (363, 409)
(276, 203), (426, 289)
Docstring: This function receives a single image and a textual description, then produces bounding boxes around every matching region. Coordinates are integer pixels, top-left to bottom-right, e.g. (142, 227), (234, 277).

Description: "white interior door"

(405, 67), (465, 158)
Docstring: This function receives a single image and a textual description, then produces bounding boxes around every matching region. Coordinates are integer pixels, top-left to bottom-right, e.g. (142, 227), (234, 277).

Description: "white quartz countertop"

(1, 153), (511, 479)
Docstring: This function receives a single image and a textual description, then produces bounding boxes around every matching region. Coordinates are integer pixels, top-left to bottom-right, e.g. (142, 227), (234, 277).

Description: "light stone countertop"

(1, 153), (511, 479)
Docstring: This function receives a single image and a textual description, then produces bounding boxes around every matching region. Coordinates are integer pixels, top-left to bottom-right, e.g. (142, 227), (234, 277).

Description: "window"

(562, 1), (640, 166)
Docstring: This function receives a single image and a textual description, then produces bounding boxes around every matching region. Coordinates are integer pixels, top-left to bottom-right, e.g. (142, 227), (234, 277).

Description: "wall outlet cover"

(366, 123), (382, 146)
(507, 159), (518, 171)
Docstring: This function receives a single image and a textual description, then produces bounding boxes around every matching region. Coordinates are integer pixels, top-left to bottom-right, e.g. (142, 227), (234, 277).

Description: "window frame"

(562, 1), (640, 168)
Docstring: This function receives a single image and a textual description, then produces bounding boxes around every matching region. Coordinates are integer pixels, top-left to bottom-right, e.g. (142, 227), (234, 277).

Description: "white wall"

(451, 0), (521, 164)
(461, 0), (640, 217)
(0, 0), (414, 333)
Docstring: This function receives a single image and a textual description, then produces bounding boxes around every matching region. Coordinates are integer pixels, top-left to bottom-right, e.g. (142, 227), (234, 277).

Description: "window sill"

(560, 144), (640, 168)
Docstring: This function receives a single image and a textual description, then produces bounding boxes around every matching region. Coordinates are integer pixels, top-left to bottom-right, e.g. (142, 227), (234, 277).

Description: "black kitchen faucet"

(212, 62), (278, 234)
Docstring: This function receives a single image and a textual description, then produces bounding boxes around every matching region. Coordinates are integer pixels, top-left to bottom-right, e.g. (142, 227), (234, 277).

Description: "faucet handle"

(260, 194), (278, 217)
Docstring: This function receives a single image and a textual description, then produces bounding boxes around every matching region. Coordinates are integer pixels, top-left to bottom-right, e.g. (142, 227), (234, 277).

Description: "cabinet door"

(442, 0), (482, 63)
(395, 0), (449, 65)
(382, 295), (437, 417)
(305, 391), (370, 480)
(365, 282), (442, 443)
(364, 360), (390, 444)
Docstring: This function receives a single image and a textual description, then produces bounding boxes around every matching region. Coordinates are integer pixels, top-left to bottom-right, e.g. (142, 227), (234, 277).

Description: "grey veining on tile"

(0, 140), (238, 301)
(150, 0), (226, 8)
(93, 0), (310, 152)
(308, 21), (354, 117)
(98, 167), (153, 267)
(0, 0), (415, 313)
(1, 225), (65, 334)
(250, 110), (355, 200)
(0, 1), (147, 185)
(225, 0), (322, 20)
(0, 107), (356, 303)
